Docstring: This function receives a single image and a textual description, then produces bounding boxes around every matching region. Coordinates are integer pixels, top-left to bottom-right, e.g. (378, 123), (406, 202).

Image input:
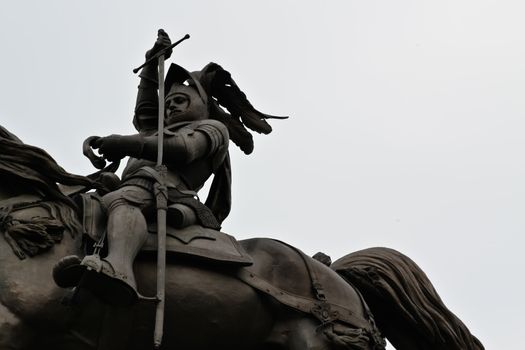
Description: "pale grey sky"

(1, 1), (524, 348)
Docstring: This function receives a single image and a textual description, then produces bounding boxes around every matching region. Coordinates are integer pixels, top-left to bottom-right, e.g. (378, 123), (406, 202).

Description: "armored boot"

(79, 203), (149, 306)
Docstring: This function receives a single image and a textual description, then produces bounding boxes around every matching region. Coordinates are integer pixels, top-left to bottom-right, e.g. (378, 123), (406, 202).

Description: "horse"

(0, 126), (484, 350)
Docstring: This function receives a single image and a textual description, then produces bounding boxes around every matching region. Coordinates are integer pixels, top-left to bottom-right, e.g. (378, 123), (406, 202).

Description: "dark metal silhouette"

(0, 30), (484, 350)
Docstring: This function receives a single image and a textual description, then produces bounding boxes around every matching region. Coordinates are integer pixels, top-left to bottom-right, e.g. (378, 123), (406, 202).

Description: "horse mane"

(0, 125), (94, 207)
(332, 247), (484, 350)
(0, 125), (89, 258)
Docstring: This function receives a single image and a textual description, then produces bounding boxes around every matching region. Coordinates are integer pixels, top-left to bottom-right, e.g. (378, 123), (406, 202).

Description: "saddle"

(77, 193), (382, 342)
(78, 192), (252, 266)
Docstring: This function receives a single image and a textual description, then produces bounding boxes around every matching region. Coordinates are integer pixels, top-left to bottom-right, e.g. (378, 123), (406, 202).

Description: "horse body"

(0, 195), (378, 350)
(66, 257), (275, 350)
(0, 195), (484, 350)
(0, 215), (373, 350)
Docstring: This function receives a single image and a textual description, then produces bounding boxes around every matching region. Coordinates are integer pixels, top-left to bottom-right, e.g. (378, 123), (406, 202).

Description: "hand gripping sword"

(133, 32), (190, 349)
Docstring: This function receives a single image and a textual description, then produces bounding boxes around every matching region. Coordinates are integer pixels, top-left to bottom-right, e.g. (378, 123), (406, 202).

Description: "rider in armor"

(53, 30), (285, 305)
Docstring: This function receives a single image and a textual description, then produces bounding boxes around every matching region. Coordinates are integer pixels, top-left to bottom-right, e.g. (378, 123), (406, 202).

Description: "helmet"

(164, 64), (208, 124)
(165, 83), (208, 124)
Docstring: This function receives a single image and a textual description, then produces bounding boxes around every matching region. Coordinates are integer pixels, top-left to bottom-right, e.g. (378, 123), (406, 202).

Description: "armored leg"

(79, 186), (154, 305)
(53, 185), (154, 305)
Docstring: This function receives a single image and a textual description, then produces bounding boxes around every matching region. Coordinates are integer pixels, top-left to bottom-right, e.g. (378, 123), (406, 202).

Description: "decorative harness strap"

(272, 239), (337, 325)
(236, 268), (372, 331)
(236, 239), (375, 333)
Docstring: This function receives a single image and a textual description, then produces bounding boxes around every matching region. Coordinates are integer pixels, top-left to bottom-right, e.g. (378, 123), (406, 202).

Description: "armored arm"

(93, 120), (229, 165)
(132, 64), (158, 132)
(142, 121), (229, 165)
(132, 30), (172, 132)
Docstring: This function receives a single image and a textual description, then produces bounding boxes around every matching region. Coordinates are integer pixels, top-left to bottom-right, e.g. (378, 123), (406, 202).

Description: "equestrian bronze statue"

(0, 30), (484, 350)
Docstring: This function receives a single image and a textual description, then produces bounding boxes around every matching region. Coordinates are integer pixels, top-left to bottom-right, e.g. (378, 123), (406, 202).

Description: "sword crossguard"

(133, 34), (190, 74)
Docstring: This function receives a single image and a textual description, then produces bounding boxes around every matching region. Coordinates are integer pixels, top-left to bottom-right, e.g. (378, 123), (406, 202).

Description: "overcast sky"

(1, 1), (524, 348)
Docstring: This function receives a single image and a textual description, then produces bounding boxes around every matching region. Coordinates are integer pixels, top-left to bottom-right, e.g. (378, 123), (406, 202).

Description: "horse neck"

(0, 186), (14, 199)
(0, 226), (81, 332)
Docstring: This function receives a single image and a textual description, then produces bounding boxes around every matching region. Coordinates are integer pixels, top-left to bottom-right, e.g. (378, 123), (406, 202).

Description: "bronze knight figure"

(52, 30), (285, 305)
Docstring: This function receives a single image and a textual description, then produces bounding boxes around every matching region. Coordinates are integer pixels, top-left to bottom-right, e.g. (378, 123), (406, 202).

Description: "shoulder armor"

(193, 120), (229, 154)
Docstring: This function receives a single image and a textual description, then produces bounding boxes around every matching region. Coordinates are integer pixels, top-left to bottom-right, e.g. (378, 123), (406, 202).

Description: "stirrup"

(78, 256), (139, 306)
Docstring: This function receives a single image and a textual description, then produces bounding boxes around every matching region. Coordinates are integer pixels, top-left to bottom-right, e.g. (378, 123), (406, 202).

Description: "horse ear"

(0, 125), (23, 143)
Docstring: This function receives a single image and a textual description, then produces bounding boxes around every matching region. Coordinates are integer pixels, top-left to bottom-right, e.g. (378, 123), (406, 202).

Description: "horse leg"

(0, 301), (98, 350)
(0, 303), (34, 350)
(287, 318), (333, 350)
(266, 316), (377, 350)
(264, 316), (333, 350)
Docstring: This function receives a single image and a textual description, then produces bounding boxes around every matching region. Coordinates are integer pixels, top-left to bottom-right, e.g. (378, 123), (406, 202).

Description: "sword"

(153, 50), (168, 349)
(133, 31), (190, 349)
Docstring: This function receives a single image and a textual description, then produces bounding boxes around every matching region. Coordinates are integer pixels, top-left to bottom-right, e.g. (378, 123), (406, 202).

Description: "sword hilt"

(133, 34), (190, 74)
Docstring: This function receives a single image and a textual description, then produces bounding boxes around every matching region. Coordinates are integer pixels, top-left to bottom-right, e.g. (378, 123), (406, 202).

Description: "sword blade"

(153, 54), (167, 349)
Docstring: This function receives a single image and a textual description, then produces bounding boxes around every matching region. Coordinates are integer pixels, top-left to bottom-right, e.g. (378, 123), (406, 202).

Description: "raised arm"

(132, 30), (172, 132)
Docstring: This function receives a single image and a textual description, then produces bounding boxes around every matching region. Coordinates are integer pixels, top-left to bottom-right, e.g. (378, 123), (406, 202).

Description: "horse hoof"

(52, 255), (86, 288)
